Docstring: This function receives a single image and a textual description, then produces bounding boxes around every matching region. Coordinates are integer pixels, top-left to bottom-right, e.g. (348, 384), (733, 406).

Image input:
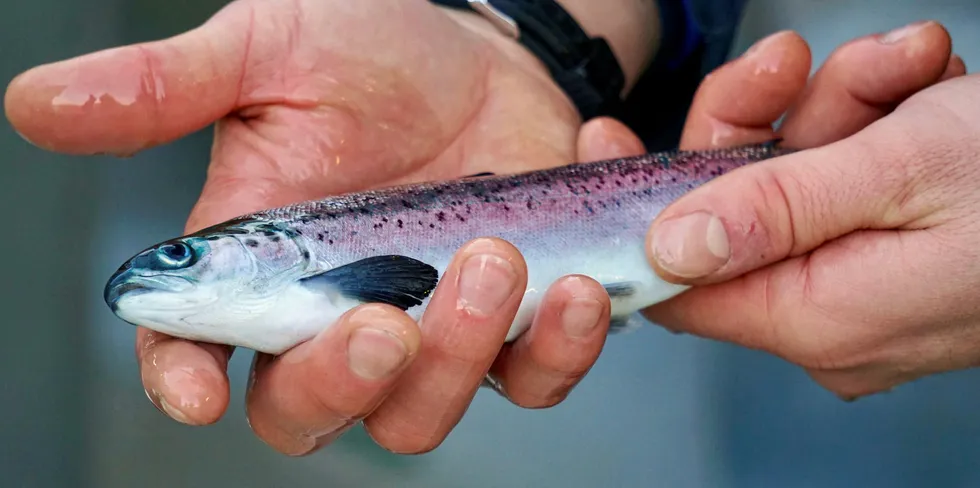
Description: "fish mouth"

(104, 282), (149, 312)
(103, 268), (190, 312)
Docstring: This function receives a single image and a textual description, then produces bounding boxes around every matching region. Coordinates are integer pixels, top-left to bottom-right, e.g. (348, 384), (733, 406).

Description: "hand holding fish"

(642, 22), (976, 401)
(4, 0), (658, 455)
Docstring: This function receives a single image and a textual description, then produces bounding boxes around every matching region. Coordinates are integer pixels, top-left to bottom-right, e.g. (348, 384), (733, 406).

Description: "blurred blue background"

(2, 1), (979, 487)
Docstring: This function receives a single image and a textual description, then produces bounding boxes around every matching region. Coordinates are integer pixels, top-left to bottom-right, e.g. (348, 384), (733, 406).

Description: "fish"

(104, 141), (795, 355)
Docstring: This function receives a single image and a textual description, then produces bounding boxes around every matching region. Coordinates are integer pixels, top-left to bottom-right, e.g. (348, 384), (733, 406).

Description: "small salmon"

(104, 141), (793, 354)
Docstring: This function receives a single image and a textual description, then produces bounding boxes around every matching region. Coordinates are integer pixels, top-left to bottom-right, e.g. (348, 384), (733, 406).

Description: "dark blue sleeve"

(618, 0), (749, 151)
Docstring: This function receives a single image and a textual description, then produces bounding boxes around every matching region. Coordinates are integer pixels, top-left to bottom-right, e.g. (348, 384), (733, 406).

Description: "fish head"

(104, 219), (313, 338)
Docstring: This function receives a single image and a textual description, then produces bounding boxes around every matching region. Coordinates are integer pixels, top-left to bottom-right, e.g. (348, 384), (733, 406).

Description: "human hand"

(639, 21), (976, 401)
(4, 0), (660, 455)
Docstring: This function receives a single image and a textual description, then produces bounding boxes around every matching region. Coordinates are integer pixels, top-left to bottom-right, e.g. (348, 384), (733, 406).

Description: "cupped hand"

(639, 21), (977, 401)
(5, 0), (633, 455)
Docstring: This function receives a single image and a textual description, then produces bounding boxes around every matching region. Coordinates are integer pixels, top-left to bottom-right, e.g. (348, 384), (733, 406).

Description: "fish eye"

(153, 242), (195, 270)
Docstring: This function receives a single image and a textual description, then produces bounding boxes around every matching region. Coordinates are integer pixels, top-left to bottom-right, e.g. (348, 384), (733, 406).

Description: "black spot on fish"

(429, 223), (435, 228)
(245, 239), (259, 248)
(317, 233), (324, 241)
(436, 211), (446, 222)
(302, 251), (310, 259)
(455, 214), (465, 222)
(328, 239), (334, 245)
(271, 235), (281, 243)
(397, 219), (403, 228)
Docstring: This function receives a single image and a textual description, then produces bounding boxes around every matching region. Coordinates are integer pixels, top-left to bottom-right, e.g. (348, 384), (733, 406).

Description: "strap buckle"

(467, 0), (519, 38)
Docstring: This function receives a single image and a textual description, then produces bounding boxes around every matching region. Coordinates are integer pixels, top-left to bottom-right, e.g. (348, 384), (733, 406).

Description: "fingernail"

(347, 327), (409, 380)
(652, 212), (730, 278)
(878, 21), (931, 44)
(158, 396), (193, 425)
(745, 30), (791, 57)
(562, 297), (603, 338)
(457, 250), (517, 316)
(743, 31), (793, 75)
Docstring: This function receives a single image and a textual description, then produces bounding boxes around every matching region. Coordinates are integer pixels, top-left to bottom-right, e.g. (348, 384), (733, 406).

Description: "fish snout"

(104, 268), (146, 312)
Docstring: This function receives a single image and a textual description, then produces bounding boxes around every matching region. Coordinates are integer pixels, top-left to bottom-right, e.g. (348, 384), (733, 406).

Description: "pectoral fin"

(603, 281), (639, 299)
(299, 255), (439, 310)
(608, 314), (645, 334)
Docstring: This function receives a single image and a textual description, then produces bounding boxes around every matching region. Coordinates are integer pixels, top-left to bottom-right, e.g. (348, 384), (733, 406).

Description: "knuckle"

(742, 164), (804, 262)
(757, 161), (833, 256)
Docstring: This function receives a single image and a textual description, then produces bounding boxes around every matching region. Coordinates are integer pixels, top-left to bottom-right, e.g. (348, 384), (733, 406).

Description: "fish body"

(105, 142), (793, 355)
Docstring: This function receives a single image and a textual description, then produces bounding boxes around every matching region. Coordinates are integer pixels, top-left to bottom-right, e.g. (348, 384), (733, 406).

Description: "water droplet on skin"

(708, 119), (736, 147)
(159, 397), (193, 424)
(50, 48), (166, 108)
(161, 366), (208, 411)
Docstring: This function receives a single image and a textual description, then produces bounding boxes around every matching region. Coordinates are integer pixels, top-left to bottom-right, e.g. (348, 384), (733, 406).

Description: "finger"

(363, 238), (528, 454)
(679, 30), (812, 150)
(245, 304), (422, 456)
(779, 20), (954, 147)
(487, 275), (610, 408)
(645, 223), (980, 398)
(646, 29), (960, 286)
(645, 127), (925, 287)
(3, 3), (249, 156)
(137, 327), (232, 426)
(940, 54), (967, 81)
(576, 116), (646, 161)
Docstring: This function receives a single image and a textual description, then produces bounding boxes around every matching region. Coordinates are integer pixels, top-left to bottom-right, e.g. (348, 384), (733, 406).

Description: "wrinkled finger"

(137, 327), (232, 426)
(940, 54), (967, 81)
(363, 238), (528, 454)
(245, 304), (422, 456)
(679, 30), (812, 150)
(3, 2), (249, 156)
(487, 275), (610, 408)
(780, 20), (954, 147)
(576, 116), (646, 162)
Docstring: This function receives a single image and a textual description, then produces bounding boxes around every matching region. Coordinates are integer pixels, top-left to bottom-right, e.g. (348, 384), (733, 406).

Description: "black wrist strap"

(430, 0), (626, 120)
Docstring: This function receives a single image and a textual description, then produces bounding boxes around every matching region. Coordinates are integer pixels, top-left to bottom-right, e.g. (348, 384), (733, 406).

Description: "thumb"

(645, 126), (927, 285)
(3, 4), (249, 156)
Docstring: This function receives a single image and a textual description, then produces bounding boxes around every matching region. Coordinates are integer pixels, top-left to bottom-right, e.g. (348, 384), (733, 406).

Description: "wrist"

(554, 0), (661, 92)
(439, 0), (660, 95)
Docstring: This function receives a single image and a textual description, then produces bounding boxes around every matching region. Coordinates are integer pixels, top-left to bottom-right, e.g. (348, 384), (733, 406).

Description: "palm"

(187, 0), (580, 231)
